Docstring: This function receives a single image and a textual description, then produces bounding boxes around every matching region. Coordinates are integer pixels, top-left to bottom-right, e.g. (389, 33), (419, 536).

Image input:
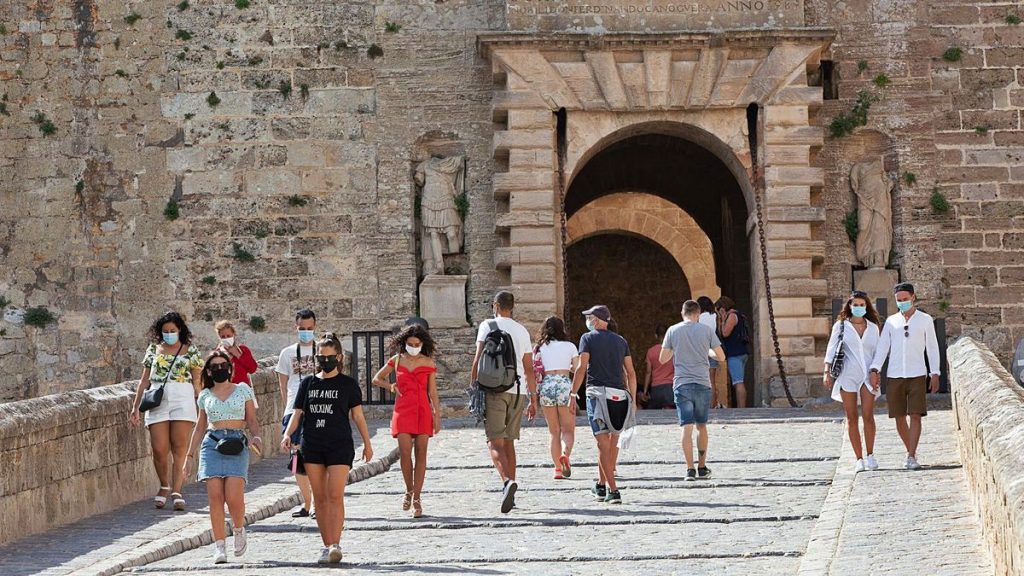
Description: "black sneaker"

(685, 468), (697, 481)
(604, 490), (622, 504)
(501, 480), (517, 514)
(291, 507), (310, 518)
(591, 483), (607, 501)
(697, 466), (712, 480)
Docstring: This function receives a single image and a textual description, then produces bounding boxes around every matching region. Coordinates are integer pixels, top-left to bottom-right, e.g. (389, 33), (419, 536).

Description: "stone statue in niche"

(850, 159), (893, 269)
(415, 155), (465, 276)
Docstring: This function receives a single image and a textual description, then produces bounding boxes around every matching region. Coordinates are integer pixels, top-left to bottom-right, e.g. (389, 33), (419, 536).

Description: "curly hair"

(200, 350), (234, 390)
(387, 324), (436, 357)
(536, 316), (569, 347)
(148, 311), (192, 346)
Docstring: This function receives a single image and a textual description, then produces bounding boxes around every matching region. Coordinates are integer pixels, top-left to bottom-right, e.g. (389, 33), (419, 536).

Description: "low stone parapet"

(0, 359), (284, 547)
(949, 337), (1024, 576)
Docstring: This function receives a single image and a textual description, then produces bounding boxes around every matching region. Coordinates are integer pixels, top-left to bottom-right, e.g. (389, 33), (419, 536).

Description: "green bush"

(206, 91), (221, 107)
(829, 90), (876, 138)
(872, 73), (890, 88)
(201, 275), (217, 285)
(287, 195), (309, 207)
(930, 189), (951, 214)
(942, 47), (963, 62)
(164, 199), (180, 220)
(175, 29), (192, 41)
(367, 44), (384, 59)
(24, 307), (56, 328)
(232, 243), (256, 263)
(843, 210), (858, 243)
(248, 316), (266, 332)
(235, 0), (251, 8)
(903, 172), (917, 185)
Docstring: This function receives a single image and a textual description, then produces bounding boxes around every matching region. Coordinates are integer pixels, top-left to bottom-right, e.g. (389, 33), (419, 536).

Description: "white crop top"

(539, 341), (578, 371)
(197, 384), (255, 424)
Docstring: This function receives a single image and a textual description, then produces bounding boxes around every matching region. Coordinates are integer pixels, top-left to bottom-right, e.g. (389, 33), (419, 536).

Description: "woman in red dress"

(372, 324), (441, 518)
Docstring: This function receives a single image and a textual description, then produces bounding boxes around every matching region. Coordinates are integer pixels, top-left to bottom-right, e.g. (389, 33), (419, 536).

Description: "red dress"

(389, 357), (436, 438)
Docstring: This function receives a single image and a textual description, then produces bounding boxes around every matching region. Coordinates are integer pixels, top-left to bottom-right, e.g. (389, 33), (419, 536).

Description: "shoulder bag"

(139, 347), (182, 412)
(828, 322), (846, 380)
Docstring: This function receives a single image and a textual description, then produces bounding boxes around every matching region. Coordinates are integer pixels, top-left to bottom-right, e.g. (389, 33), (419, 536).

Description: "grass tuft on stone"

(942, 47), (963, 62)
(278, 80), (292, 99)
(175, 29), (192, 41)
(930, 189), (951, 214)
(201, 275), (217, 285)
(938, 300), (950, 313)
(903, 172), (917, 185)
(0, 24), (7, 36)
(974, 124), (989, 134)
(455, 193), (469, 222)
(232, 242), (256, 262)
(31, 111), (57, 136)
(367, 44), (384, 59)
(843, 210), (858, 243)
(248, 316), (266, 332)
(0, 295), (10, 309)
(857, 60), (868, 74)
(75, 180), (84, 194)
(216, 61), (225, 70)
(299, 83), (309, 100)
(385, 21), (401, 33)
(235, 0), (251, 8)
(176, 0), (190, 10)
(872, 73), (890, 88)
(115, 69), (128, 78)
(164, 199), (180, 220)
(829, 90), (876, 138)
(206, 91), (221, 107)
(1006, 14), (1021, 25)
(24, 307), (56, 328)
(124, 13), (141, 25)
(334, 39), (348, 50)
(287, 195), (309, 207)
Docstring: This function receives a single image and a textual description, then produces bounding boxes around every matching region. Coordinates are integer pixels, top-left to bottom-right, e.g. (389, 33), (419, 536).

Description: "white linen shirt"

(824, 320), (880, 401)
(869, 310), (941, 378)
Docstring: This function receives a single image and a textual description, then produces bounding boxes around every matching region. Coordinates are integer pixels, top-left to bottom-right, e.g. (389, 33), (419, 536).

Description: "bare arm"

(190, 367), (202, 397)
(712, 346), (726, 363)
(659, 347), (673, 365)
(277, 373), (289, 409)
(643, 357), (652, 392)
(372, 359), (396, 391)
(623, 356), (638, 400)
(428, 370), (442, 434)
(721, 312), (738, 338)
(132, 367), (152, 410)
(571, 353), (590, 395)
(182, 409), (207, 477)
(470, 341), (484, 384)
(522, 351), (537, 395)
(351, 405), (374, 462)
(244, 398), (262, 439)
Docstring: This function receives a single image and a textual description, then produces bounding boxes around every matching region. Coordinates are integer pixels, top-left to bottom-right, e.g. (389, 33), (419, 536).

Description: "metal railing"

(350, 330), (396, 405)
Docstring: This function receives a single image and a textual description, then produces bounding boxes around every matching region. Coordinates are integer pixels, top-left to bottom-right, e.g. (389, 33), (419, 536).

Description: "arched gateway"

(481, 28), (833, 406)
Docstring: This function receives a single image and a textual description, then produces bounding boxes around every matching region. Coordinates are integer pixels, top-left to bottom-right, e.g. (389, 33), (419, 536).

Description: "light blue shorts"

(197, 429), (249, 484)
(726, 355), (748, 385)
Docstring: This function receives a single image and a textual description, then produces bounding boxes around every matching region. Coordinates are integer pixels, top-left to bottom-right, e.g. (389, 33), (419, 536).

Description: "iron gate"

(350, 330), (396, 405)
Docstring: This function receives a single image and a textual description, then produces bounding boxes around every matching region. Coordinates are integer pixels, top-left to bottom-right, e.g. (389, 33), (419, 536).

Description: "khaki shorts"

(484, 392), (525, 441)
(886, 376), (928, 418)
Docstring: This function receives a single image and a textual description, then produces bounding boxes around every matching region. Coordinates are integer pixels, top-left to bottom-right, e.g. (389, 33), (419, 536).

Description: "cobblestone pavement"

(0, 409), (993, 576)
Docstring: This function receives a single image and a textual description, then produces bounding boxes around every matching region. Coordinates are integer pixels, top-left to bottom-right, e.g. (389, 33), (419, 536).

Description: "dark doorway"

(566, 233), (690, 362)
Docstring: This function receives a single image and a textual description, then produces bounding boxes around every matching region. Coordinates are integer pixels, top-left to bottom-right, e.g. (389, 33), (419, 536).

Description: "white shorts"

(145, 381), (198, 426)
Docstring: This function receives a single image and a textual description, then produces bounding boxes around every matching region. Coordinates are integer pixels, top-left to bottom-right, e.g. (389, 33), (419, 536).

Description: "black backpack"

(475, 320), (520, 395)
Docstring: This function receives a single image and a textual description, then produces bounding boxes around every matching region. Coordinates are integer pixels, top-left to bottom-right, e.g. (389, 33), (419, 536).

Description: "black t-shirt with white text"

(292, 374), (362, 451)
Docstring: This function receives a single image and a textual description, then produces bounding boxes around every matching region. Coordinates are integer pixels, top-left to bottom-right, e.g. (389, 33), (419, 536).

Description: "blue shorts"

(586, 393), (630, 436)
(674, 384), (711, 426)
(726, 355), (748, 385)
(197, 429), (249, 483)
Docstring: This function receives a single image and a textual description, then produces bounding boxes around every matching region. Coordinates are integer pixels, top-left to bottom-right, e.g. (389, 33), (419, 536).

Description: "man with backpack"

(471, 290), (537, 513)
(715, 296), (750, 408)
(570, 305), (637, 505)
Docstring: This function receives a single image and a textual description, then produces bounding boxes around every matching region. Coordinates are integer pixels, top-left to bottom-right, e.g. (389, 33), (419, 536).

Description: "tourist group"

(127, 281), (940, 564)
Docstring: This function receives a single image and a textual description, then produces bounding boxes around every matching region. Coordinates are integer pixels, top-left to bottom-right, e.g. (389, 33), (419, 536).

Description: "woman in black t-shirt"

(281, 332), (373, 565)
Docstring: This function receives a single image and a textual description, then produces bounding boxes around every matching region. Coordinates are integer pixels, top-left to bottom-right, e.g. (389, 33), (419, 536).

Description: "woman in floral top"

(128, 311), (204, 511)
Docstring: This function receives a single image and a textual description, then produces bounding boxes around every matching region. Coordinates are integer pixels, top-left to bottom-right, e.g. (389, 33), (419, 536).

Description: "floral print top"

(143, 344), (204, 384)
(197, 383), (255, 423)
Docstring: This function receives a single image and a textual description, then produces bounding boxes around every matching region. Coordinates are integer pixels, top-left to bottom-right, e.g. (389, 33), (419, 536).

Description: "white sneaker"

(854, 459), (865, 473)
(328, 544), (343, 563)
(212, 540), (227, 564)
(233, 527), (247, 557)
(317, 547), (331, 564)
(865, 454), (878, 470)
(906, 455), (921, 470)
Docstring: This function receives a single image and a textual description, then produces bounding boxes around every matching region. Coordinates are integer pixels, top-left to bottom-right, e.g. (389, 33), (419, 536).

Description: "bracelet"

(252, 436), (262, 442)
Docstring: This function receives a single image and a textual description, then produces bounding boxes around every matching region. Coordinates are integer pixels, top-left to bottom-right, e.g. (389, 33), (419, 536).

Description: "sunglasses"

(903, 324), (910, 338)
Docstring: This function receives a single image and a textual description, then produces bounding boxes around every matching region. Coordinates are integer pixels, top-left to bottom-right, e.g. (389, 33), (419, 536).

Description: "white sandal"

(171, 492), (186, 511)
(154, 486), (170, 509)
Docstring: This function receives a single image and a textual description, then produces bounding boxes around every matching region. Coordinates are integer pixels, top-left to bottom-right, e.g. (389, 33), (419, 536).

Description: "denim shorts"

(726, 355), (748, 385)
(197, 429), (249, 483)
(586, 393), (629, 436)
(674, 384), (711, 426)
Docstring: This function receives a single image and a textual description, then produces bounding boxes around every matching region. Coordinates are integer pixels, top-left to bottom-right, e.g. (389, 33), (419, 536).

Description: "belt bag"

(211, 433), (247, 455)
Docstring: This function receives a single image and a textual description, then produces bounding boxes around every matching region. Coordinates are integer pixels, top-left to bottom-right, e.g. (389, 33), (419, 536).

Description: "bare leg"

(557, 406), (575, 458)
(908, 415), (923, 459)
(487, 438), (511, 483)
(304, 463), (330, 546)
(696, 424), (709, 467)
(327, 465), (350, 545)
(397, 433), (414, 493)
(502, 441), (517, 482)
(207, 478), (227, 540)
(840, 389), (863, 460)
(895, 415), (911, 454)
(542, 406), (561, 468)
(169, 421), (193, 495)
(413, 435), (429, 497)
(681, 424), (695, 468)
(148, 422), (171, 490)
(734, 382), (747, 409)
(595, 434), (619, 491)
(860, 387), (876, 456)
(224, 477), (246, 532)
(297, 473), (313, 513)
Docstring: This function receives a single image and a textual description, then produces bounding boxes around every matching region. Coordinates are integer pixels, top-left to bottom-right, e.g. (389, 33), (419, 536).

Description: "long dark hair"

(201, 350), (233, 389)
(537, 316), (570, 347)
(148, 311), (192, 346)
(387, 324), (436, 357)
(318, 331), (343, 354)
(697, 296), (715, 315)
(838, 290), (882, 327)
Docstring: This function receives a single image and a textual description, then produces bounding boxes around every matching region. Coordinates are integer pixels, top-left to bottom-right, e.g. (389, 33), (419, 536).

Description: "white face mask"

(405, 344), (422, 356)
(219, 337), (235, 347)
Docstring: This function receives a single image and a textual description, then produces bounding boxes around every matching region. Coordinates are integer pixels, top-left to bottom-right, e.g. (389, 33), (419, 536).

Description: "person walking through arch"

(534, 316), (579, 479)
(825, 291), (882, 473)
(697, 296), (727, 409)
(660, 300), (725, 480)
(715, 297), (750, 408)
(869, 282), (941, 470)
(571, 305), (637, 504)
(372, 324), (442, 518)
(470, 290), (537, 513)
(642, 324), (676, 410)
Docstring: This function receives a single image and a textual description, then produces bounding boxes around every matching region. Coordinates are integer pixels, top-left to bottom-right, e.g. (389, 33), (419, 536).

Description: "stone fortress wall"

(1, 0), (1023, 403)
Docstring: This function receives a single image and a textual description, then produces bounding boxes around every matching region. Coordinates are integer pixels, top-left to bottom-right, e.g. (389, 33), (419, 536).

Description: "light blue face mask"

(850, 306), (867, 318)
(896, 300), (913, 313)
(298, 329), (315, 344)
(162, 331), (179, 345)
(585, 320), (595, 331)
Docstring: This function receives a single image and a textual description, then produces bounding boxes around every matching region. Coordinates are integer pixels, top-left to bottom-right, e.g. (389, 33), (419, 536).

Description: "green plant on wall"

(942, 47), (963, 62)
(201, 275), (217, 285)
(455, 193), (469, 222)
(872, 73), (890, 88)
(843, 210), (859, 243)
(164, 199), (180, 220)
(367, 44), (384, 59)
(903, 172), (917, 185)
(829, 90), (876, 138)
(856, 60), (868, 74)
(232, 243), (256, 262)
(930, 189), (950, 214)
(1007, 14), (1022, 25)
(24, 307), (56, 328)
(248, 316), (266, 332)
(0, 295), (10, 309)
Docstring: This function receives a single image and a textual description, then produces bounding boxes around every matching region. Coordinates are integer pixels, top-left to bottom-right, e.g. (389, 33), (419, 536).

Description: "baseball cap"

(581, 305), (611, 322)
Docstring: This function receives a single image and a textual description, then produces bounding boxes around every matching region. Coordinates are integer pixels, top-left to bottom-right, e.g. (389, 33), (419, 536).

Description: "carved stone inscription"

(507, 0), (804, 31)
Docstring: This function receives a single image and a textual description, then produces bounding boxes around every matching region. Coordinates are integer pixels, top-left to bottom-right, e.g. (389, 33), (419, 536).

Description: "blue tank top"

(721, 310), (747, 358)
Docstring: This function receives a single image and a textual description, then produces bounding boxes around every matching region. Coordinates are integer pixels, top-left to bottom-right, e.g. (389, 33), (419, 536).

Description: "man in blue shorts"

(660, 300), (726, 480)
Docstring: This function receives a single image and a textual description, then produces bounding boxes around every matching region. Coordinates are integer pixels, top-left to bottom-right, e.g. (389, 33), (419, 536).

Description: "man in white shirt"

(869, 283), (941, 470)
(470, 291), (537, 514)
(275, 309), (318, 517)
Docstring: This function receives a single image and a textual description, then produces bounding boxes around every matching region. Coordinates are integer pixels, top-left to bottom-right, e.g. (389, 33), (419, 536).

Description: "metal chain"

(752, 165), (799, 408)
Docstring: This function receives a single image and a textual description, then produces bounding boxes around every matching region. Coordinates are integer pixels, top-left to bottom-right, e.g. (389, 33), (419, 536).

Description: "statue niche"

(850, 159), (893, 269)
(416, 155), (465, 276)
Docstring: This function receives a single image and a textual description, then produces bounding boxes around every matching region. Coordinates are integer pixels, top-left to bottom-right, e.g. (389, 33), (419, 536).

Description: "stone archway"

(566, 193), (720, 299)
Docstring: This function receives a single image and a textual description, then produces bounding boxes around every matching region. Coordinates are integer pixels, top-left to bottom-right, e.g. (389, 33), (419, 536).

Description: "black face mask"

(211, 366), (232, 383)
(316, 355), (339, 373)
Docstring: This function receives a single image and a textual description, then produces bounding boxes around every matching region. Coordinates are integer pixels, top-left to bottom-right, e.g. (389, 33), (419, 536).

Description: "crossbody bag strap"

(153, 347), (183, 390)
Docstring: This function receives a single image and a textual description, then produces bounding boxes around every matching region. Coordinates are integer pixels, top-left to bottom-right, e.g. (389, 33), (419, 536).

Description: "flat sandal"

(171, 492), (186, 511)
(154, 486), (170, 509)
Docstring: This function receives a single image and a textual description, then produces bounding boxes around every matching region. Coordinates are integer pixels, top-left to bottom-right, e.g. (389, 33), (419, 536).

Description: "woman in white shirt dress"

(824, 291), (882, 473)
